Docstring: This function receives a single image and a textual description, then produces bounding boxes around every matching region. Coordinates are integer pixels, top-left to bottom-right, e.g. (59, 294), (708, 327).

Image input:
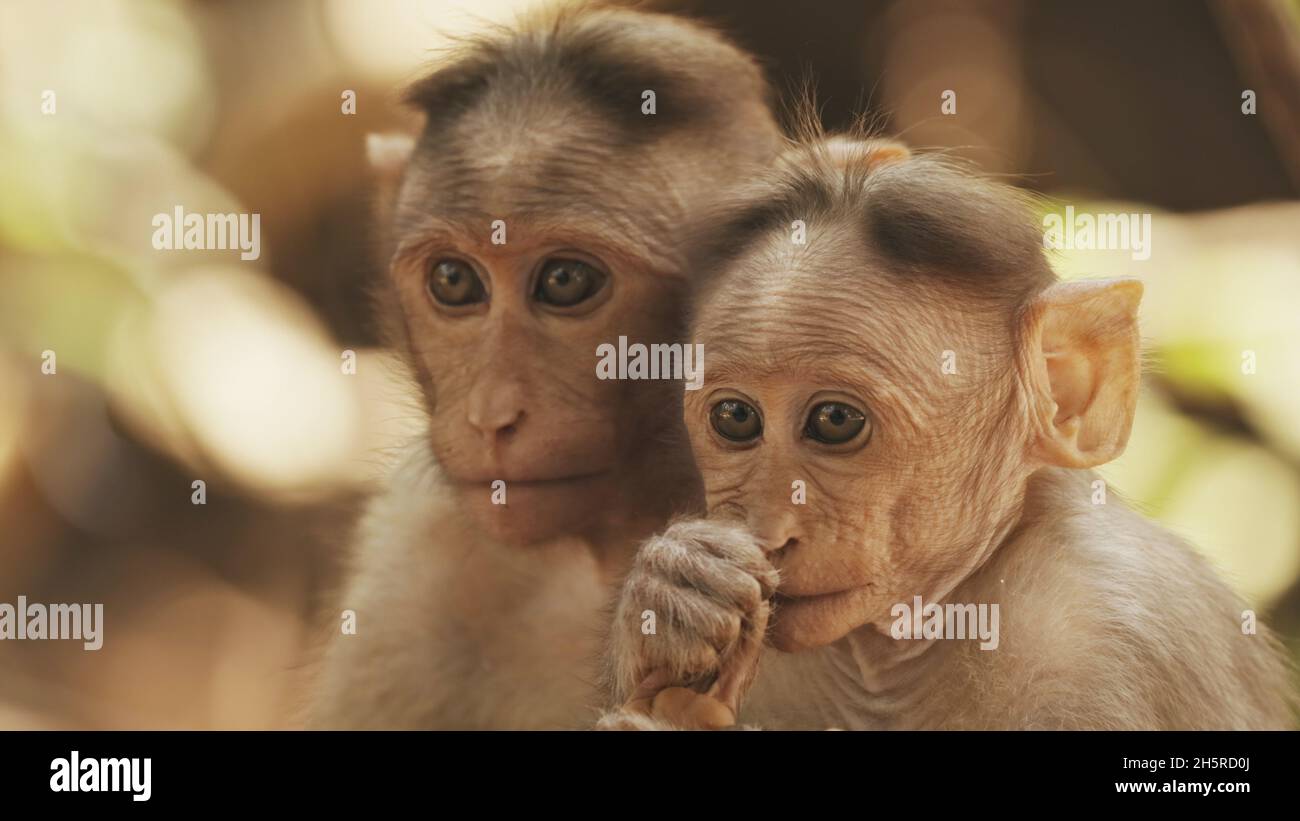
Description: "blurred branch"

(1210, 0), (1300, 190)
(1150, 373), (1300, 477)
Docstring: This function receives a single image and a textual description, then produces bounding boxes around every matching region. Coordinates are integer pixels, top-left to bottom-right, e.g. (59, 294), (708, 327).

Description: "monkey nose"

(468, 406), (524, 440)
(714, 504), (798, 554)
(753, 514), (801, 555)
(466, 383), (525, 441)
(763, 537), (798, 556)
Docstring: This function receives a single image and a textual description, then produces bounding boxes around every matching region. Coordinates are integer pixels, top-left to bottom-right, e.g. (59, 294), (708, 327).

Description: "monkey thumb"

(651, 687), (736, 730)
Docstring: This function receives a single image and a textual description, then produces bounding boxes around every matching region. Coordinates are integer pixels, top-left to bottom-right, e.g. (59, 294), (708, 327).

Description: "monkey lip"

(451, 470), (609, 487)
(773, 582), (873, 606)
(769, 584), (878, 650)
(774, 589), (842, 606)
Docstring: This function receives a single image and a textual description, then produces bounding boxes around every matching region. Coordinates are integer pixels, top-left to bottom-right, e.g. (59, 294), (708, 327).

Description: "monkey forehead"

(392, 7), (780, 276)
(391, 150), (689, 278)
(391, 101), (697, 273)
(392, 80), (762, 278)
(696, 300), (939, 377)
(695, 285), (938, 388)
(693, 216), (908, 331)
(691, 149), (1056, 317)
(690, 226), (974, 383)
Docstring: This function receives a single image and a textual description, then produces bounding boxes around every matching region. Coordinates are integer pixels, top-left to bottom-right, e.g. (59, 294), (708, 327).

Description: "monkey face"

(686, 247), (1033, 652)
(686, 363), (1031, 652)
(367, 19), (784, 548)
(389, 225), (694, 545)
(677, 135), (1143, 658)
(686, 374), (904, 651)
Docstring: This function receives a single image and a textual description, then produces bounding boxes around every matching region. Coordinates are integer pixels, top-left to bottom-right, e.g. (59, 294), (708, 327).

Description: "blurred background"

(1, 0), (1298, 728)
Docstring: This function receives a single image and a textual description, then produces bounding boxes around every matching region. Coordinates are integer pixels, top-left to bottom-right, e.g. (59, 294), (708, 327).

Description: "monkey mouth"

(773, 581), (874, 606)
(769, 579), (873, 600)
(450, 470), (609, 488)
(445, 469), (616, 544)
(768, 584), (879, 650)
(774, 589), (840, 606)
(504, 472), (607, 487)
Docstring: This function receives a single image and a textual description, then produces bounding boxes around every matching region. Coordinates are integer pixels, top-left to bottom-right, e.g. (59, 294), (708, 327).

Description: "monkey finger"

(708, 602), (770, 713)
(658, 518), (766, 566)
(672, 552), (769, 613)
(669, 521), (780, 601)
(650, 686), (736, 730)
(638, 576), (744, 653)
(623, 668), (677, 715)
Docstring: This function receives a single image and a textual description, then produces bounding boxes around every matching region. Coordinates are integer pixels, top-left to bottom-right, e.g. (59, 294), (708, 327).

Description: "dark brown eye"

(427, 259), (485, 306)
(711, 400), (762, 442)
(534, 258), (605, 307)
(805, 402), (868, 445)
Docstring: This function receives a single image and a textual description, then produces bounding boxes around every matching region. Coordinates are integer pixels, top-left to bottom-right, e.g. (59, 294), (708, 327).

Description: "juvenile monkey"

(308, 7), (782, 728)
(602, 135), (1296, 730)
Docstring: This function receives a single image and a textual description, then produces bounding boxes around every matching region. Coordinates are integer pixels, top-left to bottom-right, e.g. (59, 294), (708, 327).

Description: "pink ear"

(366, 133), (415, 176)
(1024, 278), (1143, 468)
(862, 139), (911, 169)
(815, 137), (911, 171)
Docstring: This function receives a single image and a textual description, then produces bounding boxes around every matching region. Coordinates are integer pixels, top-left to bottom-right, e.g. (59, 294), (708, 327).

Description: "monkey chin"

(454, 473), (615, 547)
(769, 586), (878, 652)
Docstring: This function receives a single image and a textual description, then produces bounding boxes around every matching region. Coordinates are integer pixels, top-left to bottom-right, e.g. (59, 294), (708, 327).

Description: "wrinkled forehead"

(687, 146), (1054, 378)
(392, 101), (688, 273)
(692, 226), (956, 386)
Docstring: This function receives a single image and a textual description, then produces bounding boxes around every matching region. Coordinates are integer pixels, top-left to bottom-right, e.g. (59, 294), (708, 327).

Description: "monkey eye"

(534, 258), (606, 307)
(427, 259), (486, 306)
(711, 399), (762, 442)
(805, 401), (869, 445)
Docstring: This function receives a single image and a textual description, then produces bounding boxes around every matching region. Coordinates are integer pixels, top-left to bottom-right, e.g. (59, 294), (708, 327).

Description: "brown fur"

(602, 133), (1296, 730)
(308, 5), (782, 728)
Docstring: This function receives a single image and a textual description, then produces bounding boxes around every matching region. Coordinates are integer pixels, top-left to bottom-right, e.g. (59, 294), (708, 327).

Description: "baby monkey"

(601, 136), (1296, 730)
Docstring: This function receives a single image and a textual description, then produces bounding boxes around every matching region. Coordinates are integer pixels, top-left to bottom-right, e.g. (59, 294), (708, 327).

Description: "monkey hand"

(603, 518), (776, 730)
(596, 670), (739, 730)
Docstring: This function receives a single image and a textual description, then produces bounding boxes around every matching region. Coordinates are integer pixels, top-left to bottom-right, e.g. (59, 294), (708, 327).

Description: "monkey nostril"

(469, 408), (524, 439)
(769, 537), (798, 555)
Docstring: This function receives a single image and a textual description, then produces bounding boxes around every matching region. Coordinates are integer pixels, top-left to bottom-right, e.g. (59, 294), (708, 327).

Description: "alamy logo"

(1042, 205), (1152, 261)
(50, 751), (150, 802)
(0, 596), (103, 650)
(595, 336), (704, 390)
(890, 595), (999, 651)
(151, 205), (261, 260)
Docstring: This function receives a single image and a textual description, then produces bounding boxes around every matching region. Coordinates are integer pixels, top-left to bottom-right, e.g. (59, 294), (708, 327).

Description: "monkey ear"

(817, 137), (910, 171)
(861, 139), (910, 169)
(1023, 278), (1143, 469)
(366, 132), (415, 178)
(366, 133), (415, 234)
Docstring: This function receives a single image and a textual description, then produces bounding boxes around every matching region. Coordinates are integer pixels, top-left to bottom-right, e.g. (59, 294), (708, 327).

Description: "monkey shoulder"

(964, 467), (1293, 728)
(1008, 467), (1247, 625)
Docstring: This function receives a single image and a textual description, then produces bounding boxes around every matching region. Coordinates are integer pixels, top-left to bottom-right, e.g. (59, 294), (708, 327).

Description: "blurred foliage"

(0, 0), (1297, 727)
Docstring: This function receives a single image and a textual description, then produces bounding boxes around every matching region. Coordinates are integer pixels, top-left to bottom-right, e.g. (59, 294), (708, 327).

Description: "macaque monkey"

(602, 134), (1296, 730)
(307, 7), (782, 728)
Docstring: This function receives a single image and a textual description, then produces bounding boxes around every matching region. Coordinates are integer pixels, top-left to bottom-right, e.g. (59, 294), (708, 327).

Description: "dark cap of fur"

(691, 108), (1057, 311)
(402, 3), (774, 146)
